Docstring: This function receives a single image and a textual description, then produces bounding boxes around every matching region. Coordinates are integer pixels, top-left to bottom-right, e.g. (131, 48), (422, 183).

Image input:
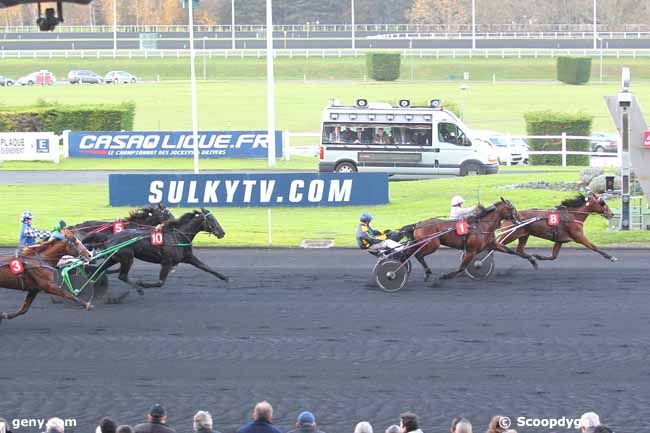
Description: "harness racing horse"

(71, 204), (175, 239)
(499, 192), (617, 262)
(0, 228), (92, 323)
(402, 198), (538, 283)
(87, 208), (227, 292)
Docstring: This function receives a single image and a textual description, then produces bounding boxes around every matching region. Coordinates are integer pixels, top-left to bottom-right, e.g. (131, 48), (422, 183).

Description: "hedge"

(0, 101), (136, 134)
(556, 56), (592, 85)
(524, 111), (593, 166)
(366, 52), (401, 81)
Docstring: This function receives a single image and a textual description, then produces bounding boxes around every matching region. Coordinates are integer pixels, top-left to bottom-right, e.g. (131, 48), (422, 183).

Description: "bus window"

(323, 123), (432, 146)
(438, 122), (470, 146)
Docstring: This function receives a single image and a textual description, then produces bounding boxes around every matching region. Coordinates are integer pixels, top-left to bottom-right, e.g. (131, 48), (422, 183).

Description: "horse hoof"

(424, 272), (432, 282)
(136, 288), (145, 296)
(429, 277), (442, 288)
(531, 260), (539, 270)
(223, 276), (230, 283)
(86, 303), (94, 311)
(610, 256), (619, 262)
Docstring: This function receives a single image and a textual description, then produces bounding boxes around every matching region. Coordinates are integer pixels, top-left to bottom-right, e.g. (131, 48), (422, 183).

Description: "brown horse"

(499, 192), (617, 262)
(402, 198), (538, 282)
(0, 228), (93, 324)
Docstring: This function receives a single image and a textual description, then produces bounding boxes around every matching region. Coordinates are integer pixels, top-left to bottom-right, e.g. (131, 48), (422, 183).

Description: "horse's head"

(198, 208), (225, 239)
(61, 228), (92, 260)
(497, 196), (521, 224)
(585, 192), (614, 219)
(156, 203), (175, 222)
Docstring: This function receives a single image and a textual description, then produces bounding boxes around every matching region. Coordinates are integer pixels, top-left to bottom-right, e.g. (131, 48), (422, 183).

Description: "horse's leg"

(440, 250), (475, 280)
(42, 281), (93, 310)
(0, 289), (39, 321)
(492, 242), (539, 270)
(186, 255), (229, 281)
(136, 263), (174, 288)
(533, 242), (562, 261)
(516, 235), (530, 255)
(572, 233), (618, 262)
(114, 255), (145, 295)
(414, 252), (433, 281)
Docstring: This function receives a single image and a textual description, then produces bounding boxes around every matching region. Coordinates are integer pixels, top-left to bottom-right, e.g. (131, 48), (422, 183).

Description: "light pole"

(188, 0), (200, 174)
(471, 0), (476, 49)
(351, 0), (355, 50)
(112, 0), (117, 57)
(266, 0), (276, 167)
(593, 0), (597, 49)
(231, 0), (236, 50)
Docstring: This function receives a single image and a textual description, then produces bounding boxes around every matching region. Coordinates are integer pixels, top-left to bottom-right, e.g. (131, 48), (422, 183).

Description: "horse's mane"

(162, 210), (199, 229)
(20, 239), (58, 256)
(559, 194), (587, 209)
(125, 205), (158, 222)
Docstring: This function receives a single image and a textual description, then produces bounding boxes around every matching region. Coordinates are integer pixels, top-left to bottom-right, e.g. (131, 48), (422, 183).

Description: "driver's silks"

(455, 220), (469, 236)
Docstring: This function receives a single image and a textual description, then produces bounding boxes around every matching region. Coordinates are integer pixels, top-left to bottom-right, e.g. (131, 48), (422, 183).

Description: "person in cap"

(287, 412), (326, 433)
(18, 210), (52, 247)
(134, 404), (176, 433)
(237, 401), (282, 433)
(356, 213), (401, 252)
(449, 196), (476, 220)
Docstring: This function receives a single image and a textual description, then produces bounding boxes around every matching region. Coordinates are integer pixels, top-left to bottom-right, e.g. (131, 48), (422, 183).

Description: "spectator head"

(486, 416), (507, 433)
(193, 411), (213, 432)
(0, 417), (13, 433)
(99, 417), (117, 433)
(116, 426), (134, 433)
(354, 422), (373, 433)
(253, 401), (273, 422)
(148, 404), (168, 424)
(580, 413), (600, 433)
(455, 419), (472, 433)
(296, 412), (316, 430)
(385, 425), (401, 433)
(45, 418), (65, 433)
(399, 413), (419, 433)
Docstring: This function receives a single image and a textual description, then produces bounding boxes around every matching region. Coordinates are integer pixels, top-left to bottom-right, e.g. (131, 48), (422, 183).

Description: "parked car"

(68, 70), (103, 84)
(472, 130), (524, 165)
(0, 76), (14, 86)
(16, 70), (56, 86)
(590, 132), (619, 153)
(104, 70), (138, 84)
(510, 136), (530, 164)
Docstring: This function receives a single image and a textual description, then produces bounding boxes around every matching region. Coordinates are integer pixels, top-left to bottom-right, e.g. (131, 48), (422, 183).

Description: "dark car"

(0, 76), (14, 86)
(68, 70), (103, 84)
(590, 132), (619, 153)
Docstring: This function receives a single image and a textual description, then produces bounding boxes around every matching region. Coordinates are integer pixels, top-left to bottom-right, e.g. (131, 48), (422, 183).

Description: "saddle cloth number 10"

(151, 231), (164, 246)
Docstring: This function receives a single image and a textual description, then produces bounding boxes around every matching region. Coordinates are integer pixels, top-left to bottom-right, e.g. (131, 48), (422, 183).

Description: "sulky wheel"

(464, 250), (495, 280)
(54, 268), (107, 305)
(375, 259), (409, 293)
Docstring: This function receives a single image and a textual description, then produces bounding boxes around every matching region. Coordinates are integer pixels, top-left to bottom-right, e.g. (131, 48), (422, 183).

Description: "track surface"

(0, 248), (648, 433)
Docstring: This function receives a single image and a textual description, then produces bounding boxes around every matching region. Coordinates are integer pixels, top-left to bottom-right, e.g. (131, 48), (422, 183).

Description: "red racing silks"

(9, 258), (24, 275)
(455, 220), (469, 236)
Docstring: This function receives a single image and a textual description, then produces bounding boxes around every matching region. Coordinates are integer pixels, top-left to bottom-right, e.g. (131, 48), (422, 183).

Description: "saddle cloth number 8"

(547, 212), (560, 226)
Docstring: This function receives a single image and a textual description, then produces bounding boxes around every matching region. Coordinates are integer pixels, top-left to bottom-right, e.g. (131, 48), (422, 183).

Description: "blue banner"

(68, 131), (283, 158)
(109, 173), (389, 207)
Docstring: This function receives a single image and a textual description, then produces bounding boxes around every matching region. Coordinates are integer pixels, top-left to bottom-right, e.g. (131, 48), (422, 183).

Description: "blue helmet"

(360, 212), (372, 223)
(20, 210), (33, 222)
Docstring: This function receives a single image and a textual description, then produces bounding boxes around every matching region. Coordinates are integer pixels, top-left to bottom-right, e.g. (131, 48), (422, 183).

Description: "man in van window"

(375, 128), (392, 144)
(342, 127), (354, 143)
(439, 123), (457, 144)
(328, 126), (341, 143)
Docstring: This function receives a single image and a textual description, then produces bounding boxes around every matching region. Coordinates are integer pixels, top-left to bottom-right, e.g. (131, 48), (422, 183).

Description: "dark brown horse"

(0, 228), (92, 324)
(499, 192), (617, 262)
(71, 204), (175, 239)
(402, 198), (538, 282)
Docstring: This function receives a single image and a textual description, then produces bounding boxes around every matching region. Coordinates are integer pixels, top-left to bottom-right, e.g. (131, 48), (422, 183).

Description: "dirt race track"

(0, 248), (648, 433)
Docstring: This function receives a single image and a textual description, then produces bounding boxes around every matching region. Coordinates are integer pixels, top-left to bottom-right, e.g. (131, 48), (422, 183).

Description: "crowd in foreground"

(0, 402), (616, 433)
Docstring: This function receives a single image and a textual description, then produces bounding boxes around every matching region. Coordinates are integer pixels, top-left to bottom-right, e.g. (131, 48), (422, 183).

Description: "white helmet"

(451, 196), (465, 207)
(20, 210), (33, 222)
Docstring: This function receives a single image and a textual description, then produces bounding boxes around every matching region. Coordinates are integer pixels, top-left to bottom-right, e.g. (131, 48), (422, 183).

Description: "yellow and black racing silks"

(356, 222), (387, 249)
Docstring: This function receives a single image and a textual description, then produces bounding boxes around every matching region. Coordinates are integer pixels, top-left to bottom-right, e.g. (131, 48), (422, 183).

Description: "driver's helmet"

(52, 220), (67, 232)
(20, 210), (33, 222)
(451, 196), (465, 207)
(360, 212), (373, 223)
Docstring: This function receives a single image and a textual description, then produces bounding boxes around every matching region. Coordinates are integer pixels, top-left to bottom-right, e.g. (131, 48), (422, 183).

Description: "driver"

(449, 196), (476, 220)
(356, 212), (401, 252)
(18, 210), (52, 247)
(49, 220), (68, 240)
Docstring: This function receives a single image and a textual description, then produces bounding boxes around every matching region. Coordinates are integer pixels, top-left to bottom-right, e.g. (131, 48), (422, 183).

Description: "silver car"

(104, 71), (138, 84)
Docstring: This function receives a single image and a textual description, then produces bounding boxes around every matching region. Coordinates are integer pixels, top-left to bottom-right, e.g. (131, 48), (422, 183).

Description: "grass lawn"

(1, 172), (647, 247)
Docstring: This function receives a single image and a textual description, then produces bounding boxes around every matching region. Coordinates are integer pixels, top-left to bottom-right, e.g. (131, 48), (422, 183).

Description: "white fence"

(2, 48), (650, 59)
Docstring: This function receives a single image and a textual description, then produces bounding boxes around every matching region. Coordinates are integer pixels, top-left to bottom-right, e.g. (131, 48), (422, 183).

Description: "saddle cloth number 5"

(547, 212), (560, 226)
(151, 231), (163, 246)
(113, 221), (125, 233)
(9, 258), (24, 275)
(455, 220), (469, 236)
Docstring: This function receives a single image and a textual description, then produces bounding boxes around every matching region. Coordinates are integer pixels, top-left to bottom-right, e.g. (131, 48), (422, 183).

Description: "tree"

(408, 0), (469, 26)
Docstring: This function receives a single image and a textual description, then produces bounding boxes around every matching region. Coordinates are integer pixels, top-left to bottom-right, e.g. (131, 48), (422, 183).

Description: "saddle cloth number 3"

(547, 212), (560, 226)
(151, 231), (163, 246)
(455, 220), (469, 236)
(9, 258), (24, 275)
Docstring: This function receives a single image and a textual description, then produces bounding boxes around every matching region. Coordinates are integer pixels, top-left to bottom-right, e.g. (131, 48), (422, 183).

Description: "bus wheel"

(335, 162), (357, 173)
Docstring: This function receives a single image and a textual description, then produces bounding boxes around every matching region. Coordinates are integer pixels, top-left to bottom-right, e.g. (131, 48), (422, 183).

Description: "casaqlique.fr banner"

(109, 173), (389, 207)
(68, 130), (283, 158)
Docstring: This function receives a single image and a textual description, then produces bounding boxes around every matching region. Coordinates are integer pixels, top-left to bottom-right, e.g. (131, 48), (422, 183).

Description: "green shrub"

(556, 56), (592, 84)
(0, 101), (136, 134)
(366, 52), (401, 81)
(524, 111), (593, 166)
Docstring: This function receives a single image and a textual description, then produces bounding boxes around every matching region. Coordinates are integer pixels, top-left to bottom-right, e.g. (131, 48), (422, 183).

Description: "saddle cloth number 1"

(9, 258), (24, 275)
(151, 231), (163, 246)
(455, 220), (469, 236)
(113, 221), (125, 233)
(547, 212), (560, 226)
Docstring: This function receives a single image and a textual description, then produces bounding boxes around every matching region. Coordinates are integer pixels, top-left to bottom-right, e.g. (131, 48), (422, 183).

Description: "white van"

(318, 99), (499, 176)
